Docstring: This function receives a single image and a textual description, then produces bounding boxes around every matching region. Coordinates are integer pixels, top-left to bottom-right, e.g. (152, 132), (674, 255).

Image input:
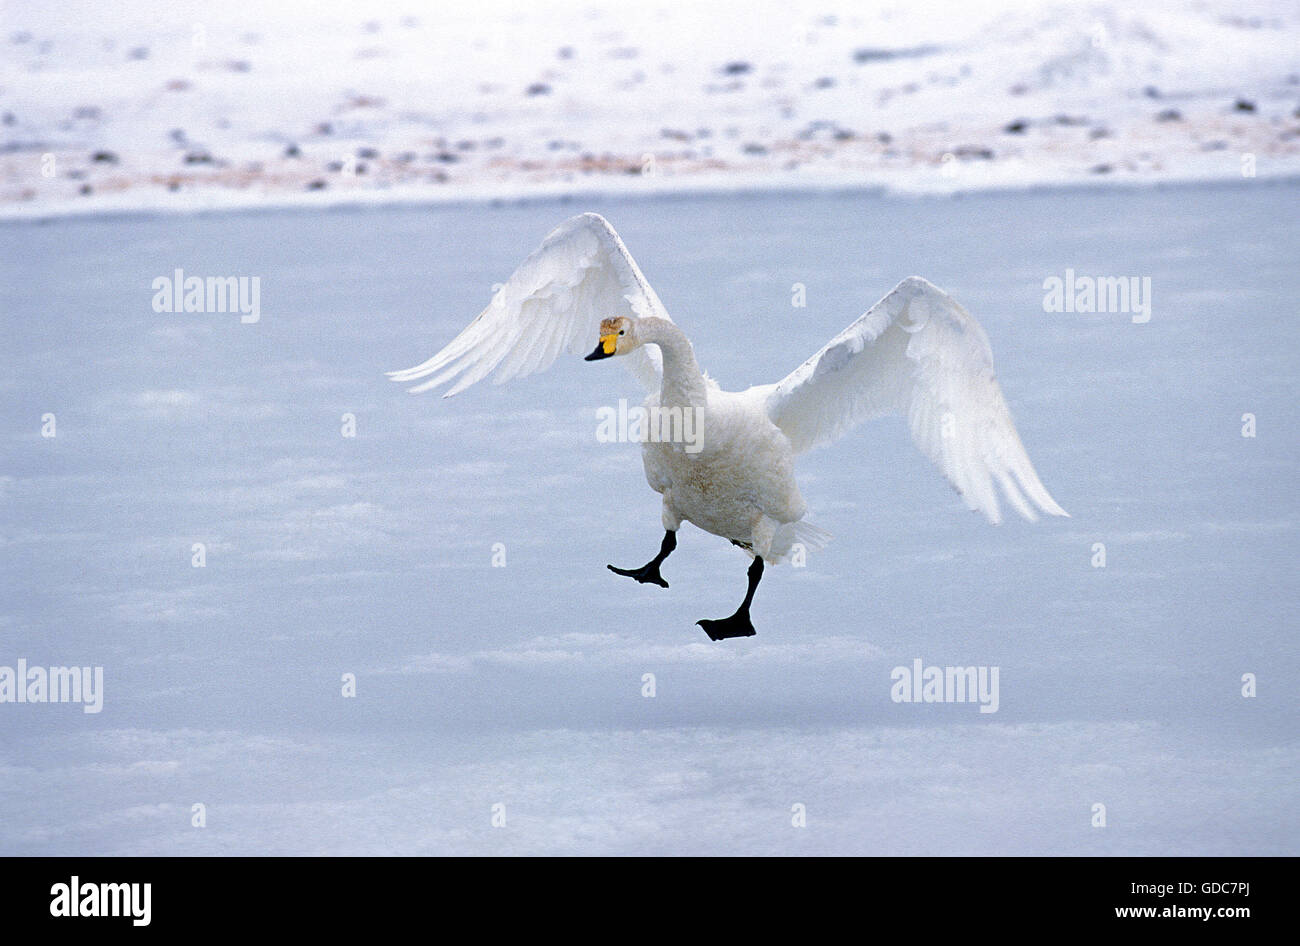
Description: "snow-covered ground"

(3, 0), (1299, 218)
(2, 181), (1296, 855)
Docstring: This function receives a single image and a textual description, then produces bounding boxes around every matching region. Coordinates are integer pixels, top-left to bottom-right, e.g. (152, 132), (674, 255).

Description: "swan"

(389, 213), (1067, 640)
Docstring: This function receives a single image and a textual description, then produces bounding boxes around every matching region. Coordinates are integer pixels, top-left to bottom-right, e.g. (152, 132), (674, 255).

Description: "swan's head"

(584, 317), (639, 361)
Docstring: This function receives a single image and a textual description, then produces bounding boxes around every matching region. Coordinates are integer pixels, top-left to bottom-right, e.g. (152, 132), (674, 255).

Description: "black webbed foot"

(697, 555), (764, 641)
(607, 562), (669, 588)
(607, 529), (676, 588)
(696, 611), (756, 640)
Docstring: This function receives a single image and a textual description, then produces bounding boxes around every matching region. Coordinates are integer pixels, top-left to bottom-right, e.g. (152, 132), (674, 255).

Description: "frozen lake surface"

(1, 181), (1297, 854)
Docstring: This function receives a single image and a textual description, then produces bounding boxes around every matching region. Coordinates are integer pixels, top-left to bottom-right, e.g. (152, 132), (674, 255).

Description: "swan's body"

(645, 384), (805, 547)
(390, 213), (1067, 639)
(623, 319), (808, 560)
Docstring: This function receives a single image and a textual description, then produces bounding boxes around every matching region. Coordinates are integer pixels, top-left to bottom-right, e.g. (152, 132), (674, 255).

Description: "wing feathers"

(766, 276), (1067, 523)
(388, 213), (670, 397)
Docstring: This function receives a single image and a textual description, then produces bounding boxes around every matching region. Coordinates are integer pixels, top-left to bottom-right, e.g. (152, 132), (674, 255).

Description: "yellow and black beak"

(584, 333), (618, 361)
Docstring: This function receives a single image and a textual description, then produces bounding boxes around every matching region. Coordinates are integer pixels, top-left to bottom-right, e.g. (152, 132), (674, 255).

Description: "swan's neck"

(638, 317), (706, 408)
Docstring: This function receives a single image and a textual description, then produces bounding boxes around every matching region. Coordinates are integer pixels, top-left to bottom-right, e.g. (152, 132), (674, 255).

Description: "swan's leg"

(697, 515), (776, 641)
(608, 530), (675, 588)
(697, 557), (762, 641)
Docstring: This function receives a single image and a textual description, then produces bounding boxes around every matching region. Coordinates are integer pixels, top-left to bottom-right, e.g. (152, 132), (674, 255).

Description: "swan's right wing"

(388, 213), (671, 396)
(764, 276), (1066, 524)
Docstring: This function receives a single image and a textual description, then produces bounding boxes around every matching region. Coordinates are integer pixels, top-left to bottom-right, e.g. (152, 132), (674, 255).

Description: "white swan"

(389, 213), (1067, 640)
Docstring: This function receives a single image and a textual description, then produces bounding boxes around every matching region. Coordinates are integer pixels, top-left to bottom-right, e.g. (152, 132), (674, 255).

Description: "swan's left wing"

(763, 276), (1067, 524)
(388, 212), (670, 396)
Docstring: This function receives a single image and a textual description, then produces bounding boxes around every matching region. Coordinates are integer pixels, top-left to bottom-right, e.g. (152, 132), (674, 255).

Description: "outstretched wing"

(388, 212), (671, 396)
(763, 276), (1067, 524)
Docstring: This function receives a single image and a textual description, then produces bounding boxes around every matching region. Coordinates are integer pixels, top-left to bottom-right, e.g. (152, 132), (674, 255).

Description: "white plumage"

(761, 271), (1068, 524)
(387, 212), (669, 396)
(389, 212), (1066, 638)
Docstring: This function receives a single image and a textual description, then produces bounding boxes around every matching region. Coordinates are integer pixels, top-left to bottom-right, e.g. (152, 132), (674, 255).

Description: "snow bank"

(3, 0), (1298, 218)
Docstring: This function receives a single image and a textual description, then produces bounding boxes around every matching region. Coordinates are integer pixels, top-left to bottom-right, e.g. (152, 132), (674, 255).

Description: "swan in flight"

(389, 213), (1067, 640)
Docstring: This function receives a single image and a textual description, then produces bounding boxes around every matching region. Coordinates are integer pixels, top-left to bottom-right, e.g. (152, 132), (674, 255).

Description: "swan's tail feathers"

(752, 520), (834, 564)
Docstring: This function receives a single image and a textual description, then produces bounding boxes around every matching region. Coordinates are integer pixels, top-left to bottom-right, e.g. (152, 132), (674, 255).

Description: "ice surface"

(0, 181), (1296, 854)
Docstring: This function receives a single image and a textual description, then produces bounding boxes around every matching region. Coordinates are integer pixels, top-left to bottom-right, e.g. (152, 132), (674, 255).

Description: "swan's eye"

(618, 330), (625, 336)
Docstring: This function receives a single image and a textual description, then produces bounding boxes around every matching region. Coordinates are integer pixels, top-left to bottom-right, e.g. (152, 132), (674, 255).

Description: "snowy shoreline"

(4, 166), (1299, 226)
(5, 0), (1298, 223)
